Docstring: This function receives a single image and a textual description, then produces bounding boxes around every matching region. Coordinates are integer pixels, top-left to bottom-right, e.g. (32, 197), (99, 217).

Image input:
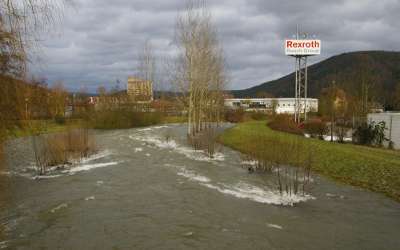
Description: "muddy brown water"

(1, 124), (400, 249)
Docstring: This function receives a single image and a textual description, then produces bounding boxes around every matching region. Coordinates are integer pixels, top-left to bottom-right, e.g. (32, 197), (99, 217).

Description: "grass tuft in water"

(187, 127), (221, 159)
(31, 127), (96, 175)
(239, 133), (314, 196)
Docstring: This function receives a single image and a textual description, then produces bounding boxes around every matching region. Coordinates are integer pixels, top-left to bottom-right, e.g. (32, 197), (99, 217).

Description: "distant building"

(88, 94), (125, 111)
(127, 77), (153, 102)
(224, 98), (318, 114)
(368, 112), (400, 149)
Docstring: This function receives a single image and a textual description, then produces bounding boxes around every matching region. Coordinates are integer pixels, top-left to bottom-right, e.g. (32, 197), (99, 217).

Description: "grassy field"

(219, 121), (400, 201)
(7, 115), (187, 137)
(7, 120), (82, 138)
(162, 115), (187, 124)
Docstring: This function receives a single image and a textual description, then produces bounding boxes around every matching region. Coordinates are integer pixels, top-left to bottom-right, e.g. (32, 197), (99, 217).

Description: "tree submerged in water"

(187, 127), (221, 158)
(172, 0), (227, 157)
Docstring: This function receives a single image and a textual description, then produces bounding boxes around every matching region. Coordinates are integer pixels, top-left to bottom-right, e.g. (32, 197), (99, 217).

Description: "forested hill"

(231, 51), (400, 108)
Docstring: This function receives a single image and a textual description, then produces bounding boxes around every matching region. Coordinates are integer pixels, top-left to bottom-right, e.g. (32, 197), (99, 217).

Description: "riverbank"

(5, 116), (187, 139)
(219, 121), (400, 201)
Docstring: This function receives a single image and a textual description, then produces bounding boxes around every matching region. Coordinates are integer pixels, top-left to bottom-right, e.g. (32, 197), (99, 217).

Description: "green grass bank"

(6, 115), (187, 138)
(6, 120), (81, 138)
(219, 121), (400, 201)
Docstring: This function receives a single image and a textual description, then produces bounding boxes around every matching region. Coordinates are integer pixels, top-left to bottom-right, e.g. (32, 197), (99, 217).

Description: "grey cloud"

(29, 0), (400, 92)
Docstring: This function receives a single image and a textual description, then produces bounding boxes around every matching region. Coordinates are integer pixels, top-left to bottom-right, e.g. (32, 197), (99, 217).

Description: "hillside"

(232, 51), (400, 108)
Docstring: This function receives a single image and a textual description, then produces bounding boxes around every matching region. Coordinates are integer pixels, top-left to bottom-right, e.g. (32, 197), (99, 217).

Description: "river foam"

(267, 223), (283, 230)
(241, 160), (259, 166)
(79, 150), (112, 164)
(134, 147), (143, 152)
(10, 150), (120, 180)
(131, 135), (225, 162)
(50, 203), (68, 213)
(137, 125), (169, 132)
(201, 182), (313, 206)
(0, 240), (10, 249)
(63, 161), (119, 174)
(177, 168), (211, 183)
(168, 164), (314, 206)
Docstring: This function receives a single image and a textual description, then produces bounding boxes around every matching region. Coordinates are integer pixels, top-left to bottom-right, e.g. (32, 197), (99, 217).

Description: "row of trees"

(310, 77), (396, 146)
(1, 77), (69, 120)
(318, 80), (385, 128)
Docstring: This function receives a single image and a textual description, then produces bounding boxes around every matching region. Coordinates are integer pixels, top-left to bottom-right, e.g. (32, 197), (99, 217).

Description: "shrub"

(54, 114), (66, 125)
(89, 110), (130, 129)
(335, 118), (350, 143)
(353, 121), (387, 146)
(32, 128), (96, 174)
(187, 127), (220, 158)
(131, 112), (163, 127)
(267, 114), (303, 135)
(89, 110), (163, 129)
(303, 119), (327, 139)
(224, 109), (245, 123)
(249, 112), (266, 121)
(236, 131), (313, 196)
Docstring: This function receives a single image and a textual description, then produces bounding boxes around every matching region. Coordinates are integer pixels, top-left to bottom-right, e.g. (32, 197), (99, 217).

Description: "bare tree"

(173, 0), (227, 136)
(137, 40), (156, 89)
(0, 21), (24, 77)
(0, 0), (67, 76)
(49, 81), (68, 118)
(271, 98), (278, 116)
(133, 40), (156, 104)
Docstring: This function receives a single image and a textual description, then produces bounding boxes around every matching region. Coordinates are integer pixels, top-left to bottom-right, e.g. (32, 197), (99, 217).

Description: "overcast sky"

(29, 0), (400, 92)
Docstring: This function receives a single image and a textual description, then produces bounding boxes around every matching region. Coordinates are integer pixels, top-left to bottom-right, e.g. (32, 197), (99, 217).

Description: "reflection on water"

(1, 124), (400, 250)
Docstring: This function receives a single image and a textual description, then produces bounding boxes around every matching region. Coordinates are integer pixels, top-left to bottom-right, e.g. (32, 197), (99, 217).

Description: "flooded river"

(1, 124), (400, 249)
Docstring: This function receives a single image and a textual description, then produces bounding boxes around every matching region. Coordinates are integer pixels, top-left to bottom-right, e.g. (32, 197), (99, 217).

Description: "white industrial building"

(224, 98), (318, 114)
(368, 112), (400, 149)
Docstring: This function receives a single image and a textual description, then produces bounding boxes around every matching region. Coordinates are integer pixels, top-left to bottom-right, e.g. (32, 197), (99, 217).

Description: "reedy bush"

(267, 114), (303, 135)
(239, 133), (314, 196)
(224, 109), (245, 123)
(303, 119), (327, 139)
(89, 110), (163, 129)
(32, 128), (96, 175)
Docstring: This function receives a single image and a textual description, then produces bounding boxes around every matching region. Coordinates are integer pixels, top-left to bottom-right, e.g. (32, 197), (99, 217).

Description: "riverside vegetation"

(219, 120), (400, 201)
(13, 112), (185, 175)
(31, 127), (96, 175)
(239, 135), (313, 197)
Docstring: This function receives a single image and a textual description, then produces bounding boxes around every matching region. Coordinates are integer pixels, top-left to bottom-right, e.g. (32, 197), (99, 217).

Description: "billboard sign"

(285, 39), (321, 55)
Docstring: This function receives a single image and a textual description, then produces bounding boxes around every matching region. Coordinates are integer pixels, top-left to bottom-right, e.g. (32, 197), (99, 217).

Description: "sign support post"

(285, 29), (320, 123)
